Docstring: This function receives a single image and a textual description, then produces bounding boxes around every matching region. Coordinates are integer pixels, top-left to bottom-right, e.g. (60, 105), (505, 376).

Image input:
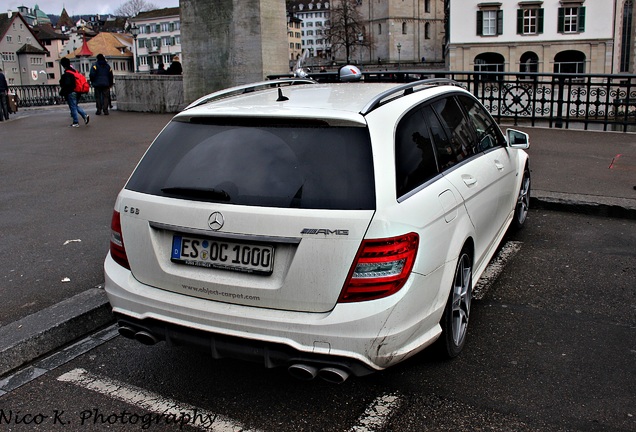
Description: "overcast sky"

(8, 0), (180, 17)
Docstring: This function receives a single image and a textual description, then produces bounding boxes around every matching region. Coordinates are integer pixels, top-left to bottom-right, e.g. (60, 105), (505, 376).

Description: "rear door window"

(126, 119), (376, 210)
(423, 105), (455, 171)
(395, 108), (439, 198)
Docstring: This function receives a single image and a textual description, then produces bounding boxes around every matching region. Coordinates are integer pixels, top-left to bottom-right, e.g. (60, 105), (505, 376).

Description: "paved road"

(1, 106), (172, 327)
(0, 210), (634, 432)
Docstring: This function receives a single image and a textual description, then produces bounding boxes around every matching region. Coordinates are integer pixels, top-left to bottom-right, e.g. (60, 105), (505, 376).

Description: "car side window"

(430, 96), (478, 167)
(423, 106), (454, 170)
(457, 95), (505, 152)
(395, 108), (439, 198)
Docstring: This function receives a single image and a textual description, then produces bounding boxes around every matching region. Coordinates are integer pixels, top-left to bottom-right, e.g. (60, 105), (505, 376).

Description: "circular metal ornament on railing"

(501, 84), (533, 115)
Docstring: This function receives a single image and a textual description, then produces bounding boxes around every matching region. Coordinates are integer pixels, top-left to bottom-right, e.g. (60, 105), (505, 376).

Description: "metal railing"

(10, 71), (636, 132)
(269, 70), (636, 132)
(7, 85), (118, 108)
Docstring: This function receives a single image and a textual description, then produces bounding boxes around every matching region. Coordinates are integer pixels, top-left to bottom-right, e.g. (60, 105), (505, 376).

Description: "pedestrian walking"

(0, 68), (9, 121)
(59, 58), (89, 128)
(89, 54), (114, 115)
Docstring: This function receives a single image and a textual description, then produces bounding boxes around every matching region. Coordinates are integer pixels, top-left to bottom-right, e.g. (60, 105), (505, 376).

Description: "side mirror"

(506, 129), (530, 149)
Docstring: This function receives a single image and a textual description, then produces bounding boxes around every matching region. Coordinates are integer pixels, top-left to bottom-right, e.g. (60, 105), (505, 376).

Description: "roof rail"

(360, 78), (463, 115)
(184, 78), (317, 110)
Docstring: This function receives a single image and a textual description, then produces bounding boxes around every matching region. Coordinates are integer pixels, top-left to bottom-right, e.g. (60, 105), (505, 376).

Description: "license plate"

(171, 235), (274, 275)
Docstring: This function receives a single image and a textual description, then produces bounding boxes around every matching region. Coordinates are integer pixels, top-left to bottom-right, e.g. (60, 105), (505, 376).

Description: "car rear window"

(125, 118), (376, 210)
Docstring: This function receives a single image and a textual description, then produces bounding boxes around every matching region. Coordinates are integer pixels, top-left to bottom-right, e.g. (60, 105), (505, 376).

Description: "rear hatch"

(120, 117), (376, 313)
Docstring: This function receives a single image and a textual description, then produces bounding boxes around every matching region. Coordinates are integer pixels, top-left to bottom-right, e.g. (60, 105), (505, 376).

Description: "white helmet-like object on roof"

(339, 65), (362, 82)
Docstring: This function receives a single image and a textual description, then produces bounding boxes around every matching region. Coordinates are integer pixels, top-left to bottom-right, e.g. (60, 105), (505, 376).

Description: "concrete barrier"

(115, 74), (185, 113)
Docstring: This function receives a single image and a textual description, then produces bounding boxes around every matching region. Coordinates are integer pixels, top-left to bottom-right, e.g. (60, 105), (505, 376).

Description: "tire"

(437, 248), (473, 359)
(511, 166), (531, 230)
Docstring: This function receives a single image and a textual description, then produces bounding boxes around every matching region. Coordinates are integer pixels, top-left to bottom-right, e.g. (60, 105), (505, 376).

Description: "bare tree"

(115, 0), (160, 17)
(325, 0), (370, 64)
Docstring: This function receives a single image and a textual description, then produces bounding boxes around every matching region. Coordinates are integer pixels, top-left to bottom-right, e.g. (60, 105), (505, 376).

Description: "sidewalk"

(516, 125), (636, 219)
(0, 106), (635, 378)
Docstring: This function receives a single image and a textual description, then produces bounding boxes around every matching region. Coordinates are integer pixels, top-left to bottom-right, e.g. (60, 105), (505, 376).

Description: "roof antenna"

(277, 88), (289, 102)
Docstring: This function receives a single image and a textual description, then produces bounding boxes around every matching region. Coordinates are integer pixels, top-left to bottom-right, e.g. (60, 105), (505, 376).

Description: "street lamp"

(358, 33), (364, 66)
(130, 23), (140, 73)
(397, 43), (401, 70)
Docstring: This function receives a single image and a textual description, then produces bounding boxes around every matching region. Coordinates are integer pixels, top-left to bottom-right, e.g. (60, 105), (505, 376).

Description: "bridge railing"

(10, 71), (636, 132)
(7, 85), (117, 108)
(270, 70), (636, 132)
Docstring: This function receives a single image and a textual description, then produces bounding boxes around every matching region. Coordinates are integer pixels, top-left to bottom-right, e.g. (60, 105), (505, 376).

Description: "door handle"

(494, 160), (504, 171)
(461, 174), (477, 186)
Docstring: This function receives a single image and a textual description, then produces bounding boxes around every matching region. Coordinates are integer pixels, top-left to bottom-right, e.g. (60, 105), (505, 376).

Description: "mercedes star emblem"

(208, 212), (224, 231)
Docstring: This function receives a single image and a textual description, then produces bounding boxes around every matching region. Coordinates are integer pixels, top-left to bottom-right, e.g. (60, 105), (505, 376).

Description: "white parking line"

(57, 368), (260, 431)
(473, 241), (522, 300)
(349, 393), (402, 432)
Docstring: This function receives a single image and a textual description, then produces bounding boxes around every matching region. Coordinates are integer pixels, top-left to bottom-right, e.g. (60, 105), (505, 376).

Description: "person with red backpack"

(59, 57), (89, 128)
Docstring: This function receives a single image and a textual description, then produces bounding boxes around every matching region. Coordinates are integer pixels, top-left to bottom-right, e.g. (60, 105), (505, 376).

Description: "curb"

(532, 190), (636, 220)
(0, 288), (114, 377)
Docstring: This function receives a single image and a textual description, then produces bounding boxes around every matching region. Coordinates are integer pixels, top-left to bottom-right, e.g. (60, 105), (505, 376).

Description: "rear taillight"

(339, 233), (419, 302)
(110, 210), (130, 270)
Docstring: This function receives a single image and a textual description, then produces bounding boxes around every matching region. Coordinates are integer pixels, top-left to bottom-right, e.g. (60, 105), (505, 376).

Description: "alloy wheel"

(451, 252), (472, 347)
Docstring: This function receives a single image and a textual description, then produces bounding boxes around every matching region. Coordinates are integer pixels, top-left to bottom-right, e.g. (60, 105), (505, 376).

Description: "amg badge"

(301, 228), (349, 236)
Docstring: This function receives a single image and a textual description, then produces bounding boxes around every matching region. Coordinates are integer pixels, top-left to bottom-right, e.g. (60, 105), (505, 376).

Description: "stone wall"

(180, 0), (289, 104)
(114, 74), (185, 113)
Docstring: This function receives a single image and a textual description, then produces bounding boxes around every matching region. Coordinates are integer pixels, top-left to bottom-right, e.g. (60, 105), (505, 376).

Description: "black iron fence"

(270, 70), (636, 132)
(10, 71), (636, 132)
(6, 85), (117, 108)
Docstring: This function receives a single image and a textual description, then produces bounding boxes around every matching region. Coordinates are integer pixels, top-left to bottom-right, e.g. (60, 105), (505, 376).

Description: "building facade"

(288, 14), (303, 69)
(287, 0), (445, 67)
(0, 12), (48, 86)
(359, 0), (445, 65)
(33, 24), (69, 84)
(129, 7), (181, 73)
(287, 1), (331, 66)
(446, 0), (616, 75)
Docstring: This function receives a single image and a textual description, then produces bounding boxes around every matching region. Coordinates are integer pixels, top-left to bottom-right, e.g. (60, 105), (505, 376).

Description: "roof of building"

(134, 7), (180, 20)
(66, 32), (133, 59)
(77, 37), (94, 56)
(100, 16), (128, 33)
(33, 5), (50, 22)
(16, 43), (48, 54)
(56, 8), (75, 30)
(0, 14), (10, 39)
(33, 23), (69, 41)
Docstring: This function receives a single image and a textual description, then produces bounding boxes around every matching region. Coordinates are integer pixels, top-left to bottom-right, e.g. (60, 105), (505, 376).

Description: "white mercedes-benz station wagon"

(105, 74), (530, 383)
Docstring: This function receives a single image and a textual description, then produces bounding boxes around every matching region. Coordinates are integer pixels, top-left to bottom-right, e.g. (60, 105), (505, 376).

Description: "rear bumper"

(104, 253), (447, 376)
(114, 314), (376, 377)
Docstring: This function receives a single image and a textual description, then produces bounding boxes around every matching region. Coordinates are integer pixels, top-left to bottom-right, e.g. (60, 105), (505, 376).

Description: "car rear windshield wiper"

(161, 186), (231, 202)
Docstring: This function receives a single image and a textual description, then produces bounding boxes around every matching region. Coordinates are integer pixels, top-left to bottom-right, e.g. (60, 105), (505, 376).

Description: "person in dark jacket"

(0, 68), (9, 121)
(89, 54), (114, 115)
(59, 57), (89, 128)
(167, 56), (182, 75)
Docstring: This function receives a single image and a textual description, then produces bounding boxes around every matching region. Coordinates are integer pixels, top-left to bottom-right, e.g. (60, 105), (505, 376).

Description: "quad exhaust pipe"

(317, 367), (350, 384)
(119, 324), (351, 382)
(288, 364), (318, 381)
(118, 325), (159, 346)
(288, 364), (350, 384)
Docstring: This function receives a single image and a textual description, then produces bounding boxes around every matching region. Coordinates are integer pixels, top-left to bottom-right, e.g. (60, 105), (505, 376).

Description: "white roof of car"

(177, 79), (465, 125)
